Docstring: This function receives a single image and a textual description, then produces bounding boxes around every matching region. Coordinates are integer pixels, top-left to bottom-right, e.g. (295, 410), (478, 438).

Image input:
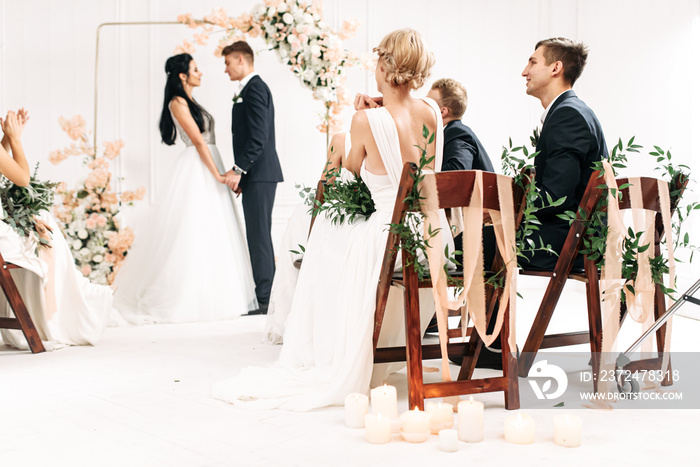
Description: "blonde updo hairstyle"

(373, 29), (435, 90)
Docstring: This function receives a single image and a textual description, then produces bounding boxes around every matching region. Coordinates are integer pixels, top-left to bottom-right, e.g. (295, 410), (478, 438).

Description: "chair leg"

(403, 264), (425, 410)
(584, 259), (602, 392)
(518, 272), (569, 377)
(0, 267), (45, 353)
(653, 284), (673, 386)
(501, 302), (520, 410)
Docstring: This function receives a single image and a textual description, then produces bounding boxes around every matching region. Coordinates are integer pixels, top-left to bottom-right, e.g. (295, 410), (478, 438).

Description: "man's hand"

(353, 93), (383, 110)
(223, 169), (242, 195)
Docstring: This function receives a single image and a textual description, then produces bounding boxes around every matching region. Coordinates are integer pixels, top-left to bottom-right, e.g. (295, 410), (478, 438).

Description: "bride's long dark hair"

(159, 53), (212, 145)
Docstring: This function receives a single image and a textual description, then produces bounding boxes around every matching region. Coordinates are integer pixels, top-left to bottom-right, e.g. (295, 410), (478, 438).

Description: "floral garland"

(50, 115), (145, 285)
(176, 0), (368, 136)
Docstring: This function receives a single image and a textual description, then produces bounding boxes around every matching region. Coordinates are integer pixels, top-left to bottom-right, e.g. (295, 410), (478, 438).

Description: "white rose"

(93, 254), (104, 263)
(78, 229), (88, 239)
(80, 247), (91, 257)
(302, 13), (313, 24)
(277, 3), (287, 12)
(302, 69), (316, 82)
(72, 240), (82, 250)
(310, 44), (321, 56)
(282, 12), (294, 24)
(287, 34), (298, 44)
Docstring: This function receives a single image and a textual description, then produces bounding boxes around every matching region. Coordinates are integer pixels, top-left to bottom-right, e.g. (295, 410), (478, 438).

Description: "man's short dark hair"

(222, 41), (254, 64)
(535, 37), (588, 86)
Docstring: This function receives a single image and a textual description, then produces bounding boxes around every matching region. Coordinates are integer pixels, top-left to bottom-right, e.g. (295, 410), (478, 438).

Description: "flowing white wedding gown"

(213, 98), (447, 410)
(113, 113), (257, 324)
(263, 135), (353, 344)
(0, 211), (112, 350)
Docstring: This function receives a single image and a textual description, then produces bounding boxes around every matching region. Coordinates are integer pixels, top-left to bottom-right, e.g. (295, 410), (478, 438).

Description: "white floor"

(1, 276), (698, 467)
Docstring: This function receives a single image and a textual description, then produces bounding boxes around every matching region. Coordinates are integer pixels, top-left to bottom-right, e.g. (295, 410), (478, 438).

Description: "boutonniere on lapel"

(530, 127), (540, 148)
(232, 94), (243, 105)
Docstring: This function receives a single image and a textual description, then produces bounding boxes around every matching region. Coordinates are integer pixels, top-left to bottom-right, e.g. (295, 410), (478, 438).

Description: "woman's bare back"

(362, 98), (438, 175)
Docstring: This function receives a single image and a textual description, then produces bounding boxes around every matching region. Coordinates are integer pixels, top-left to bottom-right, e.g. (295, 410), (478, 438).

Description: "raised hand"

(17, 108), (30, 131)
(1, 111), (23, 140)
(353, 93), (383, 110)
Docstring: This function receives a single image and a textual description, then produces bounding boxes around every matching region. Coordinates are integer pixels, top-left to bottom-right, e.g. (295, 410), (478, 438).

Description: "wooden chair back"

(518, 171), (687, 389)
(373, 164), (523, 410)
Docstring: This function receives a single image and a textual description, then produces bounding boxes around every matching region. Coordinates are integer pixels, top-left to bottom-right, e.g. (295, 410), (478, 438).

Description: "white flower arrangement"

(51, 115), (145, 285)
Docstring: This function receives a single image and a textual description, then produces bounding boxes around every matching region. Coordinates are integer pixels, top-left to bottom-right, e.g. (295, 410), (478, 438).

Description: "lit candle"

(364, 413), (391, 444)
(344, 393), (369, 428)
(400, 407), (431, 443)
(438, 429), (459, 452)
(425, 401), (454, 434)
(370, 384), (398, 419)
(504, 412), (535, 444)
(457, 396), (484, 443)
(553, 414), (582, 447)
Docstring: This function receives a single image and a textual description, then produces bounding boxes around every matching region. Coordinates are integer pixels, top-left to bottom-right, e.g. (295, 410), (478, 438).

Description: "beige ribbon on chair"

(599, 162), (675, 393)
(420, 171), (517, 381)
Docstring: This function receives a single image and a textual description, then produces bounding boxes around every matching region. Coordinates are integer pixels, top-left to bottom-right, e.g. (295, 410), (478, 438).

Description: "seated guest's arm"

(535, 106), (590, 216)
(345, 111), (370, 175)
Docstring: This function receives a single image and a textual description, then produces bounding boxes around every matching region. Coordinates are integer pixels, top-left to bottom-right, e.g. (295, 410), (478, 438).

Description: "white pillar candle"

(457, 397), (484, 443)
(370, 384), (398, 419)
(364, 413), (391, 444)
(400, 407), (431, 443)
(425, 402), (454, 434)
(553, 414), (582, 447)
(504, 412), (535, 444)
(438, 429), (459, 452)
(344, 393), (369, 428)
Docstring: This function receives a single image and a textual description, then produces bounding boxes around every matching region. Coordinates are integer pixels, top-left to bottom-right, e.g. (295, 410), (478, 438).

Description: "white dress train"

(113, 114), (257, 324)
(213, 98), (448, 410)
(0, 211), (112, 350)
(263, 135), (353, 344)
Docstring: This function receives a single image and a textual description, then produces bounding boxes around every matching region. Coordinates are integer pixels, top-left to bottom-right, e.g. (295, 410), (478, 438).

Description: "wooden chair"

(0, 251), (45, 353)
(372, 164), (526, 410)
(518, 171), (687, 390)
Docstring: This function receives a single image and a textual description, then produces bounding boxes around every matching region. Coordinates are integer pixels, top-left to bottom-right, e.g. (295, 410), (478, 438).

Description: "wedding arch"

(92, 1), (363, 151)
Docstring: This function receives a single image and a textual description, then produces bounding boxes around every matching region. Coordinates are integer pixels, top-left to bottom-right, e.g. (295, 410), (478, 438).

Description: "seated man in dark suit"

(426, 78), (494, 173)
(520, 37), (608, 271)
(474, 38), (608, 369)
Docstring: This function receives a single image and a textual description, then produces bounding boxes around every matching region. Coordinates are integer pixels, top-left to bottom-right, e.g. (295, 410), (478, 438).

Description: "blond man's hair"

(430, 78), (467, 119)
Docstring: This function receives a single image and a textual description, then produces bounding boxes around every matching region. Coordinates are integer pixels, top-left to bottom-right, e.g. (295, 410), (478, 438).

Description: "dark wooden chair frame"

(518, 171), (686, 390)
(0, 251), (45, 353)
(372, 164), (527, 410)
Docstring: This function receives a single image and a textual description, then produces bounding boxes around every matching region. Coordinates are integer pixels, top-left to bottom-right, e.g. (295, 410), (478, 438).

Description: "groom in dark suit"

(520, 37), (608, 271)
(222, 41), (284, 314)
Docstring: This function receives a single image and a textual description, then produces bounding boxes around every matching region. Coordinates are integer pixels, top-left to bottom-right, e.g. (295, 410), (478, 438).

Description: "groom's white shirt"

(236, 71), (259, 95)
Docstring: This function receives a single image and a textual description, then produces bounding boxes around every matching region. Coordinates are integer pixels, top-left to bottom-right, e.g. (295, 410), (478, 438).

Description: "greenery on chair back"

(554, 137), (699, 301)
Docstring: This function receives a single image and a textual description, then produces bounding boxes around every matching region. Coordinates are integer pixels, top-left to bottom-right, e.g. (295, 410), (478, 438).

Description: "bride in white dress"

(113, 54), (257, 324)
(0, 109), (112, 350)
(213, 29), (444, 410)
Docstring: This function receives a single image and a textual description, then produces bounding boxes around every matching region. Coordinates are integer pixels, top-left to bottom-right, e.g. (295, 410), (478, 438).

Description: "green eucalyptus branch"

(0, 164), (57, 253)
